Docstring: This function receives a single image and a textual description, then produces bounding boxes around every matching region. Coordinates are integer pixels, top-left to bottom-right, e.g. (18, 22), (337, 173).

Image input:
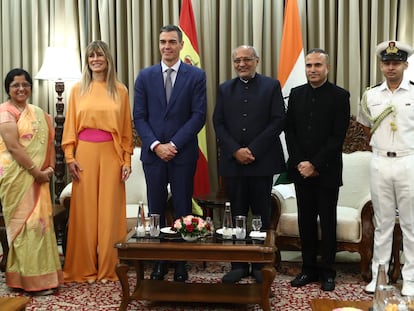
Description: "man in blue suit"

(133, 24), (206, 282)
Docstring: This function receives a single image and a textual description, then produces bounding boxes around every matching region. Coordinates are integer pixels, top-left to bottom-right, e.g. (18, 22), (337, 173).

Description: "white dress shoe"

(365, 279), (376, 293)
(402, 280), (414, 296)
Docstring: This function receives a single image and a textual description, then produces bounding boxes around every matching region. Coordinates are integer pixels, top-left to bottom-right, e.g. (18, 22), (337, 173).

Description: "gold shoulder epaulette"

(366, 82), (381, 90)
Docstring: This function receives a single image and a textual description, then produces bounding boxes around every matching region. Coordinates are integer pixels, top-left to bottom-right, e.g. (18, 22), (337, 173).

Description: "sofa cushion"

(126, 147), (147, 205)
(125, 148), (149, 218)
(59, 182), (72, 206)
(272, 184), (296, 213)
(338, 151), (371, 209)
(278, 206), (361, 242)
(336, 205), (361, 242)
(277, 212), (298, 237)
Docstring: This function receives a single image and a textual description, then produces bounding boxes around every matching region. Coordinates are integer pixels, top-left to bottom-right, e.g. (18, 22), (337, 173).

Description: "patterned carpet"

(0, 260), (374, 310)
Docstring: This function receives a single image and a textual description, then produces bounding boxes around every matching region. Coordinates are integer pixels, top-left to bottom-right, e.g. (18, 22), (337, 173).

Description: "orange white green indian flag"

(278, 0), (307, 100)
(277, 0), (307, 172)
(179, 0), (210, 216)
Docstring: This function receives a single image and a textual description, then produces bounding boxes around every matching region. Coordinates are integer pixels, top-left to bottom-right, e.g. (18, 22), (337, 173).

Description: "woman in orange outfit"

(62, 41), (133, 283)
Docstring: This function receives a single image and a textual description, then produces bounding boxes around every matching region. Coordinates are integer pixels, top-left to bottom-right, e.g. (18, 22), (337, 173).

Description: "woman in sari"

(0, 68), (63, 294)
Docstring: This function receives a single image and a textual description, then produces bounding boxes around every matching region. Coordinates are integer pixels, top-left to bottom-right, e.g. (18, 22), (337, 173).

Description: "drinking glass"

(384, 295), (407, 311)
(252, 215), (262, 232)
(235, 215), (246, 239)
(149, 214), (160, 237)
(374, 284), (398, 311)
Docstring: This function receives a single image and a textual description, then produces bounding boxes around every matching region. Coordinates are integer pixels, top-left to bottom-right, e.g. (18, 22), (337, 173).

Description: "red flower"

(173, 215), (208, 237)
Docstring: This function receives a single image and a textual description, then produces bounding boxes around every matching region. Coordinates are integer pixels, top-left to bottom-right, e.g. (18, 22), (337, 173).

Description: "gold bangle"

(27, 164), (36, 171)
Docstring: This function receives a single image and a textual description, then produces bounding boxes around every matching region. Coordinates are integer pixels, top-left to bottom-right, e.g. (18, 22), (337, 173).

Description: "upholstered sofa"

(272, 116), (374, 281)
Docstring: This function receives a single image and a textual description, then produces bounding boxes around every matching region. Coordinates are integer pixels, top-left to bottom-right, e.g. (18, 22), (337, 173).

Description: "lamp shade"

(35, 47), (81, 81)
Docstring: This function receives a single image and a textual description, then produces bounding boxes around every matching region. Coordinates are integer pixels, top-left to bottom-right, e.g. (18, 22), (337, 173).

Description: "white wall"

(405, 55), (414, 81)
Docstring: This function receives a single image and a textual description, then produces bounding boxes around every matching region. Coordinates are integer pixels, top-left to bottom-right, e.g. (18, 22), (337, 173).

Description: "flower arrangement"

(173, 215), (210, 237)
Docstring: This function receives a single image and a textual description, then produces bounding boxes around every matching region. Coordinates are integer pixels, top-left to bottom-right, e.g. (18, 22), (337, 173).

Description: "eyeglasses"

(10, 83), (31, 89)
(233, 57), (256, 64)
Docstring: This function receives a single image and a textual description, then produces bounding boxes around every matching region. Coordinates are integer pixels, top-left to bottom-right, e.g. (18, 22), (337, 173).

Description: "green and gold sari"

(0, 102), (62, 291)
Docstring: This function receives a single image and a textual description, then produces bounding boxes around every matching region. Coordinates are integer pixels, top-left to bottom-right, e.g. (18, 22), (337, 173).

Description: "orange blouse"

(62, 81), (133, 166)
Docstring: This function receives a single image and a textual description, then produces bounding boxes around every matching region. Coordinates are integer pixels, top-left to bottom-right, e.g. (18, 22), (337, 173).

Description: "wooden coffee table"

(0, 296), (30, 311)
(310, 298), (372, 311)
(115, 230), (276, 311)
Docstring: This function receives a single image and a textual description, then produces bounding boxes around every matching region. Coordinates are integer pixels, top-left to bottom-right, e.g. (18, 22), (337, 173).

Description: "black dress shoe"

(173, 261), (188, 282)
(222, 268), (249, 283)
(321, 277), (335, 291)
(150, 262), (168, 280)
(290, 273), (319, 287)
(251, 269), (263, 283)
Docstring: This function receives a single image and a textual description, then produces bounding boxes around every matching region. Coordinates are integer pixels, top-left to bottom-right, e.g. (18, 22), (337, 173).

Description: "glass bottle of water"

(135, 201), (146, 237)
(222, 202), (233, 239)
(373, 264), (388, 311)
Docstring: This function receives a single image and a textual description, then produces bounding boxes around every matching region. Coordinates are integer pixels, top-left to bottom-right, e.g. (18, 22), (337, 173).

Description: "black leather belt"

(387, 152), (397, 157)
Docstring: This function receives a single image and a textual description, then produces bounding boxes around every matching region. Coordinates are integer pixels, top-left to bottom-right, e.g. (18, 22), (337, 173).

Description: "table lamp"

(35, 47), (81, 203)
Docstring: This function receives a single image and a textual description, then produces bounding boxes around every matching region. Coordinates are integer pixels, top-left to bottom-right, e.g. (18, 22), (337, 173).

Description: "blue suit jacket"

(133, 62), (206, 165)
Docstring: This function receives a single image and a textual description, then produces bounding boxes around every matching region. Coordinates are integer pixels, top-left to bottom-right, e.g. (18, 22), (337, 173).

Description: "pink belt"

(78, 129), (113, 142)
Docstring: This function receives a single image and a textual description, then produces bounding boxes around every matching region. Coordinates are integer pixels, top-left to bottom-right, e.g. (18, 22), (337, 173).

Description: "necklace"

(9, 101), (26, 112)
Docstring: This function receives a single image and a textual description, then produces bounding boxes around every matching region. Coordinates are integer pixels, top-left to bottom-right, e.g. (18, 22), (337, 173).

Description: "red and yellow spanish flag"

(278, 0), (307, 98)
(179, 0), (210, 215)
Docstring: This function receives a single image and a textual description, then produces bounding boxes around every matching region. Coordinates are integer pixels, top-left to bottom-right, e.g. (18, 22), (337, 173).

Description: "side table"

(194, 193), (228, 229)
